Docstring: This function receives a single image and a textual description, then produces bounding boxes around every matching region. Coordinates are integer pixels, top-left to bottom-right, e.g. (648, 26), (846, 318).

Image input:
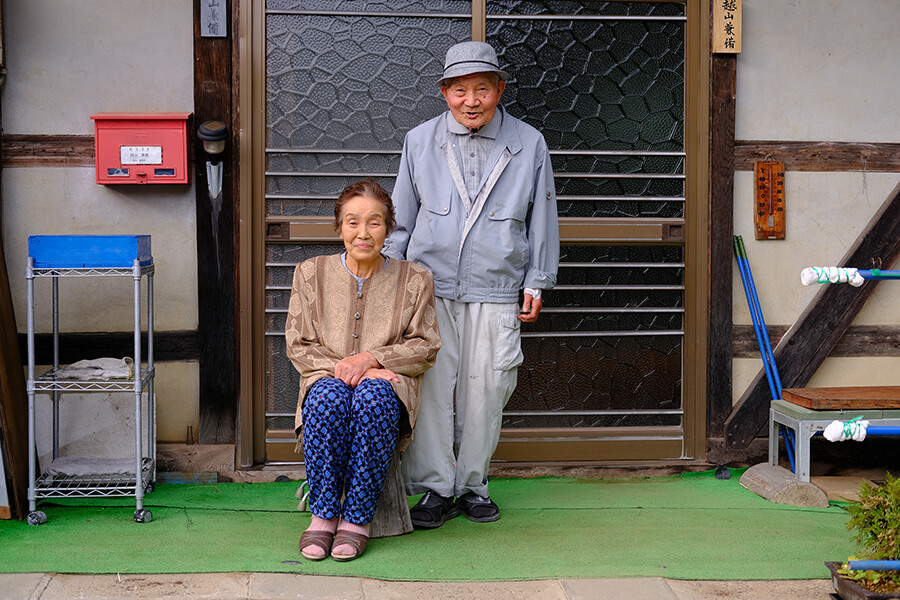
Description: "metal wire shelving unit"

(25, 246), (156, 525)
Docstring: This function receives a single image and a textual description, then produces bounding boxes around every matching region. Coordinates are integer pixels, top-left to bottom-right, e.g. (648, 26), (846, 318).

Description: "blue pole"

(814, 426), (900, 438)
(847, 560), (900, 571)
(734, 237), (779, 402)
(862, 426), (900, 436)
(737, 237), (783, 397)
(780, 427), (796, 473)
(859, 269), (900, 280)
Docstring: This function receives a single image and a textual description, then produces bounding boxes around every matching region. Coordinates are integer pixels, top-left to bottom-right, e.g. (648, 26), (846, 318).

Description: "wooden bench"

(769, 387), (900, 482)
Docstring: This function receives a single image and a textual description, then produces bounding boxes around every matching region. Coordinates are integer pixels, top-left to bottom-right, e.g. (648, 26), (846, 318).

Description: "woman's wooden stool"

(296, 445), (412, 538)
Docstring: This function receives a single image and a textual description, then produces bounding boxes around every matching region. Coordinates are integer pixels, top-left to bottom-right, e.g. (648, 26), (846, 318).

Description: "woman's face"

(339, 194), (388, 267)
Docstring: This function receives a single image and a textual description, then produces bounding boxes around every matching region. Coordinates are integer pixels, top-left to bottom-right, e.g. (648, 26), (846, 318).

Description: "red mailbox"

(91, 112), (192, 185)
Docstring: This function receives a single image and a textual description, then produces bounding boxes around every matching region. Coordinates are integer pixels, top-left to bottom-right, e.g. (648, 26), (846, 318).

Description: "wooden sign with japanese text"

(713, 0), (742, 53)
(755, 160), (786, 240)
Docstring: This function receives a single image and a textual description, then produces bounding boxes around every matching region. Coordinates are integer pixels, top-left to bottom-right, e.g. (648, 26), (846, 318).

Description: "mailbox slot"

(91, 112), (192, 184)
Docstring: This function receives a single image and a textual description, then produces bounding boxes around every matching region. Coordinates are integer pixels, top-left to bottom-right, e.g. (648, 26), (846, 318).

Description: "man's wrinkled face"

(441, 72), (506, 132)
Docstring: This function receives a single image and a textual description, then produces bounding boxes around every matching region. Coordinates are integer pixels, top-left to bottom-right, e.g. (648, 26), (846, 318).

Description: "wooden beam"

(18, 331), (200, 365)
(733, 324), (900, 358)
(735, 141), (900, 172)
(1, 134), (94, 167)
(194, 0), (238, 444)
(724, 180), (900, 449)
(706, 49), (736, 437)
(9, 136), (897, 173)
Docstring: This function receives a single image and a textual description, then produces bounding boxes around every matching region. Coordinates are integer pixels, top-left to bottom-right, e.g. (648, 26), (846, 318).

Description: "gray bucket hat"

(438, 41), (509, 86)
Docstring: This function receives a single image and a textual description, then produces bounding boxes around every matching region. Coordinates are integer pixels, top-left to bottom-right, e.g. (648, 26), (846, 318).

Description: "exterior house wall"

(731, 0), (900, 400)
(1, 1), (199, 444)
(5, 0), (898, 464)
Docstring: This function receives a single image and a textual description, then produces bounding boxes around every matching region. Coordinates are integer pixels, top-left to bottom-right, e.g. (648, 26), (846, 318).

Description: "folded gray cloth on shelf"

(54, 357), (134, 380)
(45, 456), (145, 477)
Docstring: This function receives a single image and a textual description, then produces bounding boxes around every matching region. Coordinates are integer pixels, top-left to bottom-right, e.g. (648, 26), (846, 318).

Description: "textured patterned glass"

(266, 13), (468, 149)
(511, 243), (683, 425)
(506, 334), (682, 427)
(265, 243), (342, 418)
(488, 1), (685, 153)
(488, 0), (685, 220)
(267, 0), (471, 13)
(263, 2), (687, 437)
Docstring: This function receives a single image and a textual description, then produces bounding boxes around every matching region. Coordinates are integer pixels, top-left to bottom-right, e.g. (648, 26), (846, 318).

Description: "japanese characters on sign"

(713, 0), (742, 54)
(201, 0), (227, 38)
(754, 161), (786, 240)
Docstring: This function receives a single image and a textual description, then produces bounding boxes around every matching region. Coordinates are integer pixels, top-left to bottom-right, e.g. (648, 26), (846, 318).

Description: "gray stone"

(0, 573), (50, 600)
(562, 578), (678, 600)
(38, 573), (250, 600)
(250, 573), (363, 600)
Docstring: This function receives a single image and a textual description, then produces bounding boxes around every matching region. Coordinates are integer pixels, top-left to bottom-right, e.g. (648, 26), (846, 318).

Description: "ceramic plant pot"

(826, 562), (900, 600)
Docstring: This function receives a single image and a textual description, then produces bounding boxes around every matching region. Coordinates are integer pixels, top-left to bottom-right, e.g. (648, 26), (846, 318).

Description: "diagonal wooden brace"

(725, 180), (900, 449)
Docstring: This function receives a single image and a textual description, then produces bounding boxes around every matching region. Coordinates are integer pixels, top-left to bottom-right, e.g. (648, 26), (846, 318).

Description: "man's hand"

(518, 292), (543, 323)
(334, 352), (380, 387)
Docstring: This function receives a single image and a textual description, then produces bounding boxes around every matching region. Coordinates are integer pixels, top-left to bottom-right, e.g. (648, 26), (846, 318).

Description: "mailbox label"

(120, 146), (163, 165)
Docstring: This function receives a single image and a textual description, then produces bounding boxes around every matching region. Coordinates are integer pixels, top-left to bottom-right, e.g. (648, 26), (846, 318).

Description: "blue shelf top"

(29, 235), (152, 269)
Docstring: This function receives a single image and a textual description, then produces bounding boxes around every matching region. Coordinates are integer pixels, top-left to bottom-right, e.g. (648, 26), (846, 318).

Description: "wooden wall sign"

(713, 0), (742, 53)
(755, 160), (786, 240)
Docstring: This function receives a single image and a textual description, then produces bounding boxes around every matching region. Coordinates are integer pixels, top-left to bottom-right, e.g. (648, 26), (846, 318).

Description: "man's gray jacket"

(384, 107), (559, 304)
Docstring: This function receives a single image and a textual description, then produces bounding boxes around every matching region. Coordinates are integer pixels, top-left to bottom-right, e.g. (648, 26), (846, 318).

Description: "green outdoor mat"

(0, 472), (855, 581)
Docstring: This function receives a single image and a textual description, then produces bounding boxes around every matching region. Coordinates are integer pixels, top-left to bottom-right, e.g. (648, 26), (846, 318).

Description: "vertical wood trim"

(682, 0), (711, 460)
(706, 46), (736, 438)
(194, 0), (238, 444)
(237, 0), (254, 468)
(231, 0), (244, 467)
(0, 55), (29, 517)
(0, 132), (29, 519)
(472, 0), (486, 41)
(246, 0), (268, 466)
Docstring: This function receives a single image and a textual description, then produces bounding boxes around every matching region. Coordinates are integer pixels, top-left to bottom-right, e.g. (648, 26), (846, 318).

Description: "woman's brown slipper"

(298, 529), (334, 561)
(330, 530), (368, 562)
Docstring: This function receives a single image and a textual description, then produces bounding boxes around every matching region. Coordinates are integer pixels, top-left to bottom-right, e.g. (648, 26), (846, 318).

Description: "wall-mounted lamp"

(197, 120), (228, 161)
(197, 120), (228, 199)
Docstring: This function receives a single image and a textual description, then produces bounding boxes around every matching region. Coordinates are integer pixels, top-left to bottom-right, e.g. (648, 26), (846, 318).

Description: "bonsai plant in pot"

(827, 472), (900, 598)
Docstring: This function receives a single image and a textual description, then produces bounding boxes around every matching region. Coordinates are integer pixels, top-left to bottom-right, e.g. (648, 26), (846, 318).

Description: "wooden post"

(707, 10), (737, 437)
(194, 0), (238, 444)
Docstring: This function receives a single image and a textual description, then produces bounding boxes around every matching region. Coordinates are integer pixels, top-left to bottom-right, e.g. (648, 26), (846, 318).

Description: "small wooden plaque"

(713, 0), (742, 53)
(754, 160), (786, 240)
(782, 386), (900, 410)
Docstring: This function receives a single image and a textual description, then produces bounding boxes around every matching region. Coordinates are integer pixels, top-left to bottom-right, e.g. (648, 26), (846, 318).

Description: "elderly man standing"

(383, 41), (559, 528)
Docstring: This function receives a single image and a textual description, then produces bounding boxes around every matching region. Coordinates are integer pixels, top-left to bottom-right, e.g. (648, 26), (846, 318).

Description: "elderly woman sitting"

(286, 178), (441, 562)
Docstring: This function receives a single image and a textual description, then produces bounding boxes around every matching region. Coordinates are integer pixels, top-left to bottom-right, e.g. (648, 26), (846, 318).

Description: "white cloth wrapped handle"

(800, 267), (865, 287)
(823, 417), (869, 442)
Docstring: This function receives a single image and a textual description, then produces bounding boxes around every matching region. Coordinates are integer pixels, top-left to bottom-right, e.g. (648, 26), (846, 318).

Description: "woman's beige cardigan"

(285, 254), (441, 451)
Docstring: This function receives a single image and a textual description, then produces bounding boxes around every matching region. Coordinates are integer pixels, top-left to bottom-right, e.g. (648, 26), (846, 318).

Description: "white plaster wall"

(34, 362), (200, 469)
(732, 0), (900, 402)
(2, 2), (200, 451)
(4, 168), (198, 332)
(2, 0), (197, 331)
(736, 0), (900, 143)
(3, 1), (194, 133)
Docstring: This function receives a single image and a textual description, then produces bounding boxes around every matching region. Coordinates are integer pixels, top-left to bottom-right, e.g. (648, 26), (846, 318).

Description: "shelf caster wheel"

(145, 483), (154, 494)
(134, 509), (152, 523)
(27, 511), (47, 526)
